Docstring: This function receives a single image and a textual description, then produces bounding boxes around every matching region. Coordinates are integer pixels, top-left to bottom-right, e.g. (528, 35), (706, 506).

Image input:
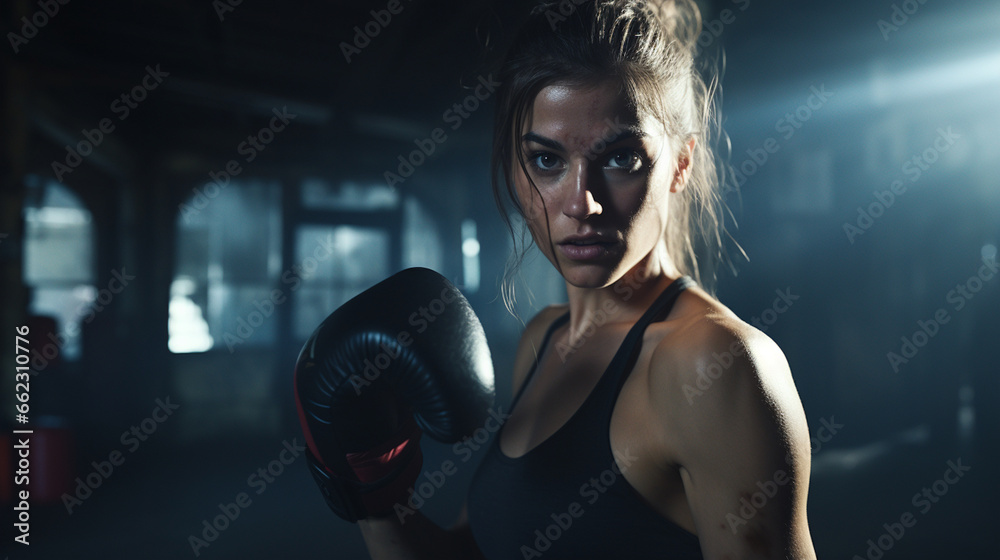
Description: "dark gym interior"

(1, 0), (997, 558)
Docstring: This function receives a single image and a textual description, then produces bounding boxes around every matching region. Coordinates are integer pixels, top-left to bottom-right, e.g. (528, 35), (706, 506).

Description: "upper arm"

(652, 321), (816, 560)
(509, 305), (567, 399)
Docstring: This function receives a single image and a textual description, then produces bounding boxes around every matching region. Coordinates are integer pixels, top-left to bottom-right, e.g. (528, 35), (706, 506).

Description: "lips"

(557, 233), (618, 260)
(558, 233), (614, 246)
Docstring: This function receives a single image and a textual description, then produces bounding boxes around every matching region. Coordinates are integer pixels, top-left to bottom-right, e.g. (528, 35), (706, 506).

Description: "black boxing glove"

(294, 267), (494, 522)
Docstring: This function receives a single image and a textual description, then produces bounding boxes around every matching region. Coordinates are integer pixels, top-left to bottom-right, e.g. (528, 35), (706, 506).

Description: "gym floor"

(6, 426), (995, 559)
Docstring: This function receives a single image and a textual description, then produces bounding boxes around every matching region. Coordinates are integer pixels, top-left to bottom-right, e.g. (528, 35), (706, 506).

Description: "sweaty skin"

(494, 80), (817, 559)
(358, 80), (816, 560)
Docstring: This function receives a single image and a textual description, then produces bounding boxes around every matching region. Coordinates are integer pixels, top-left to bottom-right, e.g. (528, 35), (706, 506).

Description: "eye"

(606, 149), (642, 172)
(528, 152), (563, 172)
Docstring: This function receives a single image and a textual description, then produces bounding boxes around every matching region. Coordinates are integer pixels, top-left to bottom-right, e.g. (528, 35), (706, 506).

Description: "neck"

(563, 246), (681, 342)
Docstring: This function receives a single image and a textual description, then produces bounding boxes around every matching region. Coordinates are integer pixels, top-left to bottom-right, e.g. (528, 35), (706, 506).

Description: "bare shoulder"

(646, 287), (816, 558)
(648, 287), (801, 426)
(643, 285), (812, 478)
(510, 304), (569, 398)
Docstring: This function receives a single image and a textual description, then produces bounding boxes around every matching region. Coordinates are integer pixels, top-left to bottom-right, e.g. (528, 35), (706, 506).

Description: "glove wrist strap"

(308, 418), (423, 523)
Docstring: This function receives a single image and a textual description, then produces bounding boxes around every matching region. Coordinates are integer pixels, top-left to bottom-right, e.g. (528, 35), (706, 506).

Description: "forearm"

(358, 511), (481, 560)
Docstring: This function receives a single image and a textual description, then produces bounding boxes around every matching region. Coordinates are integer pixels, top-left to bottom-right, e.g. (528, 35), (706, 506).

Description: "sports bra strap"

(509, 276), (694, 409)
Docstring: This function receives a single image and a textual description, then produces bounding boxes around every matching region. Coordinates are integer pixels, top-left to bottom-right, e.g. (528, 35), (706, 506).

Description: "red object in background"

(0, 425), (76, 505)
(29, 424), (76, 504)
(13, 315), (77, 504)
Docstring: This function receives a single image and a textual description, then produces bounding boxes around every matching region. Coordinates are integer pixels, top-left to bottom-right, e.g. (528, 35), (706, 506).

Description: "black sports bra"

(466, 276), (704, 559)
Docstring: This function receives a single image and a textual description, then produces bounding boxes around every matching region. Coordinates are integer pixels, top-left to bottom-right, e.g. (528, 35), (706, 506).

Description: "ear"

(669, 138), (696, 193)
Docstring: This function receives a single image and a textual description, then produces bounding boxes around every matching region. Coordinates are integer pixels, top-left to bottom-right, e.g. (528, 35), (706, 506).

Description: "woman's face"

(514, 80), (692, 289)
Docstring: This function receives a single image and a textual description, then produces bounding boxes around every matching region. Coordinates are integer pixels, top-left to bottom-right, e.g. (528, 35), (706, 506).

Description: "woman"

(359, 1), (816, 557)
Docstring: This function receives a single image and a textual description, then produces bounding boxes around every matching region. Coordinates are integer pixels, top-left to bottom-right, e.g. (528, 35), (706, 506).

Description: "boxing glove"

(294, 267), (494, 522)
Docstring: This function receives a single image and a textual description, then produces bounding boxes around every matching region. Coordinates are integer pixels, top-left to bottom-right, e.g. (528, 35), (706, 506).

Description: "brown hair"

(490, 0), (736, 312)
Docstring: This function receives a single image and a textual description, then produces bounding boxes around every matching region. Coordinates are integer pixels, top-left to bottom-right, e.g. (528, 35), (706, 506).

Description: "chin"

(559, 262), (621, 290)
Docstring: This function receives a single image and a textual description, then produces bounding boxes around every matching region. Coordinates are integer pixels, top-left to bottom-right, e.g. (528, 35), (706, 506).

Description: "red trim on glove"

(346, 417), (423, 515)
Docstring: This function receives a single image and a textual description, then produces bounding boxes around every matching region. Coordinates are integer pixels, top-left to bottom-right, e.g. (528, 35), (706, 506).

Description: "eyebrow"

(521, 132), (563, 151)
(521, 128), (646, 151)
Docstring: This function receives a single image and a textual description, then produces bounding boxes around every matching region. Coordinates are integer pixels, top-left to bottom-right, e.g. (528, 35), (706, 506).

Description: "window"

(22, 176), (95, 361)
(170, 180), (282, 353)
(292, 225), (391, 340)
(301, 178), (398, 211)
(172, 177), (446, 350)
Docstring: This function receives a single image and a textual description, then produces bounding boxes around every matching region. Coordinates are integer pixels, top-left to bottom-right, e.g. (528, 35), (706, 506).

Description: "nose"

(562, 161), (603, 220)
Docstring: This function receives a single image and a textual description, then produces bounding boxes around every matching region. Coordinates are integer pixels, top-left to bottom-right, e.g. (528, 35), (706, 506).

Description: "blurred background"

(0, 0), (997, 558)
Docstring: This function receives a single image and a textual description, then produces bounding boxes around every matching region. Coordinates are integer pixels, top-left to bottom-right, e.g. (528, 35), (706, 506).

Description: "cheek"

(514, 171), (547, 221)
(640, 166), (674, 216)
(622, 182), (670, 239)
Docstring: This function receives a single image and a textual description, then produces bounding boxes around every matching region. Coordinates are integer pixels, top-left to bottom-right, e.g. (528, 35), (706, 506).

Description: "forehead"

(522, 81), (659, 149)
